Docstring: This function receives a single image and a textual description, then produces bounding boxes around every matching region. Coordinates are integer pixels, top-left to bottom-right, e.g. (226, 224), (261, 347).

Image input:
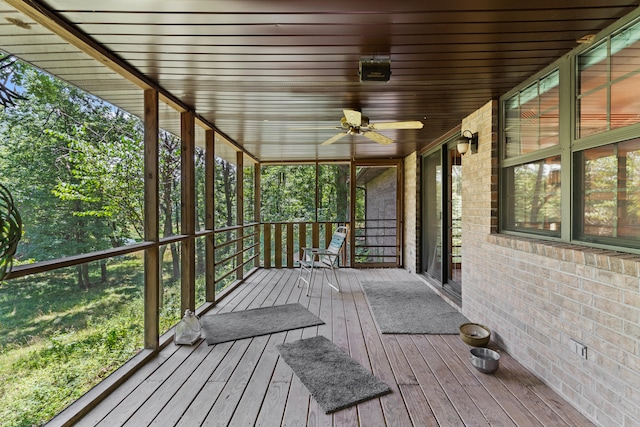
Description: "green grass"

(0, 257), (145, 427)
(0, 253), (231, 426)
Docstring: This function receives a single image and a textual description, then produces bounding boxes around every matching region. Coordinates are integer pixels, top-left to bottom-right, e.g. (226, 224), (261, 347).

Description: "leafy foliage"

(0, 183), (21, 280)
(215, 157), (236, 228)
(0, 62), (145, 262)
(261, 163), (350, 223)
(0, 54), (25, 108)
(0, 54), (356, 427)
(0, 256), (144, 427)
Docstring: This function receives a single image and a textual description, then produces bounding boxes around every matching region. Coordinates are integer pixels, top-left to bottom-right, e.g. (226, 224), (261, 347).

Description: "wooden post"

(312, 222), (320, 248)
(286, 223), (294, 267)
(263, 223), (271, 268)
(143, 89), (159, 350)
(255, 163), (261, 268)
(325, 222), (333, 248)
(181, 111), (196, 313)
(275, 224), (282, 268)
(350, 161), (357, 266)
(236, 151), (244, 279)
(397, 160), (404, 267)
(298, 223), (307, 263)
(205, 128), (215, 302)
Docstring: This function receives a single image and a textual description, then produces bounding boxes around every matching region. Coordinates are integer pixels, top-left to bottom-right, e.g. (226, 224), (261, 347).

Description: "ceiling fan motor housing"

(341, 115), (368, 128)
(322, 108), (422, 146)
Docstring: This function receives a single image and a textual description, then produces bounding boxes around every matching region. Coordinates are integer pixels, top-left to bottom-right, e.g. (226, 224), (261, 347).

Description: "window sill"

(487, 234), (640, 277)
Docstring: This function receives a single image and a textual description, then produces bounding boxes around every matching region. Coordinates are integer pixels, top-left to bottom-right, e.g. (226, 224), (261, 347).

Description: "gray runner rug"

(361, 281), (469, 334)
(277, 335), (391, 413)
(201, 303), (324, 345)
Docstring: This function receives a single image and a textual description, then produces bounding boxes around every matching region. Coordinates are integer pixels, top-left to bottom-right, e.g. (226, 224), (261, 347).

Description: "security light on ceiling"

(359, 59), (391, 82)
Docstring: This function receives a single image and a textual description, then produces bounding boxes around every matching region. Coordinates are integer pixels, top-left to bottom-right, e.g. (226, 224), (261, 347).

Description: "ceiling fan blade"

(288, 126), (341, 130)
(367, 120), (424, 130)
(343, 109), (362, 127)
(321, 131), (349, 145)
(362, 130), (393, 145)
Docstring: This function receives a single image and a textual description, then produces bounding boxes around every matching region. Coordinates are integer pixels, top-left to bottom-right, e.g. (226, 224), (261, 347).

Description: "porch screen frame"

(350, 158), (404, 268)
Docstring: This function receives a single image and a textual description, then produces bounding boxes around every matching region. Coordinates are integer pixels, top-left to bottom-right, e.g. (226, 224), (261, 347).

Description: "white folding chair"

(296, 225), (348, 296)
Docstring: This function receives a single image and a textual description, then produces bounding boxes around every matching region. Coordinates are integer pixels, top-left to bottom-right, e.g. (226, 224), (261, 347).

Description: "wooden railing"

(261, 222), (349, 268)
(211, 223), (260, 292)
(353, 217), (399, 265)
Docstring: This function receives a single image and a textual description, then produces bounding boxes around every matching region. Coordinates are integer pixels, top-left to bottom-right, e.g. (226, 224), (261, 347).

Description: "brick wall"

(364, 167), (398, 261)
(404, 152), (417, 273)
(461, 101), (640, 427)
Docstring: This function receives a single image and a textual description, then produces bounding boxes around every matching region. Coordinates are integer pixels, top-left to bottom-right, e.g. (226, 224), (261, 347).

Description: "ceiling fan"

(295, 109), (424, 145)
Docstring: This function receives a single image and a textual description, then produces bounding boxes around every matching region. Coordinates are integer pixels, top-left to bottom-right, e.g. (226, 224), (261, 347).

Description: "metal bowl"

(459, 323), (491, 347)
(470, 347), (500, 374)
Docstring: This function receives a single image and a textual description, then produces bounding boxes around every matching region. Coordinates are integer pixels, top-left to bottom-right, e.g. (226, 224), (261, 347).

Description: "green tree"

(158, 131), (181, 305)
(0, 61), (145, 287)
(215, 157), (236, 228)
(260, 164), (349, 223)
(195, 146), (206, 274)
(318, 163), (349, 222)
(260, 164), (315, 222)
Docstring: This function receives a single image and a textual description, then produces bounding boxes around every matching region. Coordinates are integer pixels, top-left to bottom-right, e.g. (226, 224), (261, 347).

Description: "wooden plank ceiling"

(1, 0), (639, 161)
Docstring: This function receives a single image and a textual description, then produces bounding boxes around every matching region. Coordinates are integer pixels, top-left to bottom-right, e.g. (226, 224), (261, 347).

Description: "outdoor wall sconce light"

(457, 130), (478, 155)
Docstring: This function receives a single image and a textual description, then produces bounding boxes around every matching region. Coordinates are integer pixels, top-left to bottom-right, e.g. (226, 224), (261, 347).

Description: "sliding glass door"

(423, 150), (443, 279)
(447, 147), (462, 295)
(422, 142), (463, 300)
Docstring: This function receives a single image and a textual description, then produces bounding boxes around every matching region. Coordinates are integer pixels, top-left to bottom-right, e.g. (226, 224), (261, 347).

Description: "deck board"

(341, 273), (386, 427)
(351, 271), (414, 427)
(122, 342), (216, 426)
(414, 335), (492, 427)
(428, 335), (516, 427)
(149, 342), (233, 426)
(440, 334), (548, 427)
(63, 268), (595, 427)
(396, 335), (464, 426)
(72, 349), (176, 426)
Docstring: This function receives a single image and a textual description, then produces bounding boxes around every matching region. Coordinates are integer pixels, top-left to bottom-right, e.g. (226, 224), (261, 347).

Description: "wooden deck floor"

(64, 268), (593, 426)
